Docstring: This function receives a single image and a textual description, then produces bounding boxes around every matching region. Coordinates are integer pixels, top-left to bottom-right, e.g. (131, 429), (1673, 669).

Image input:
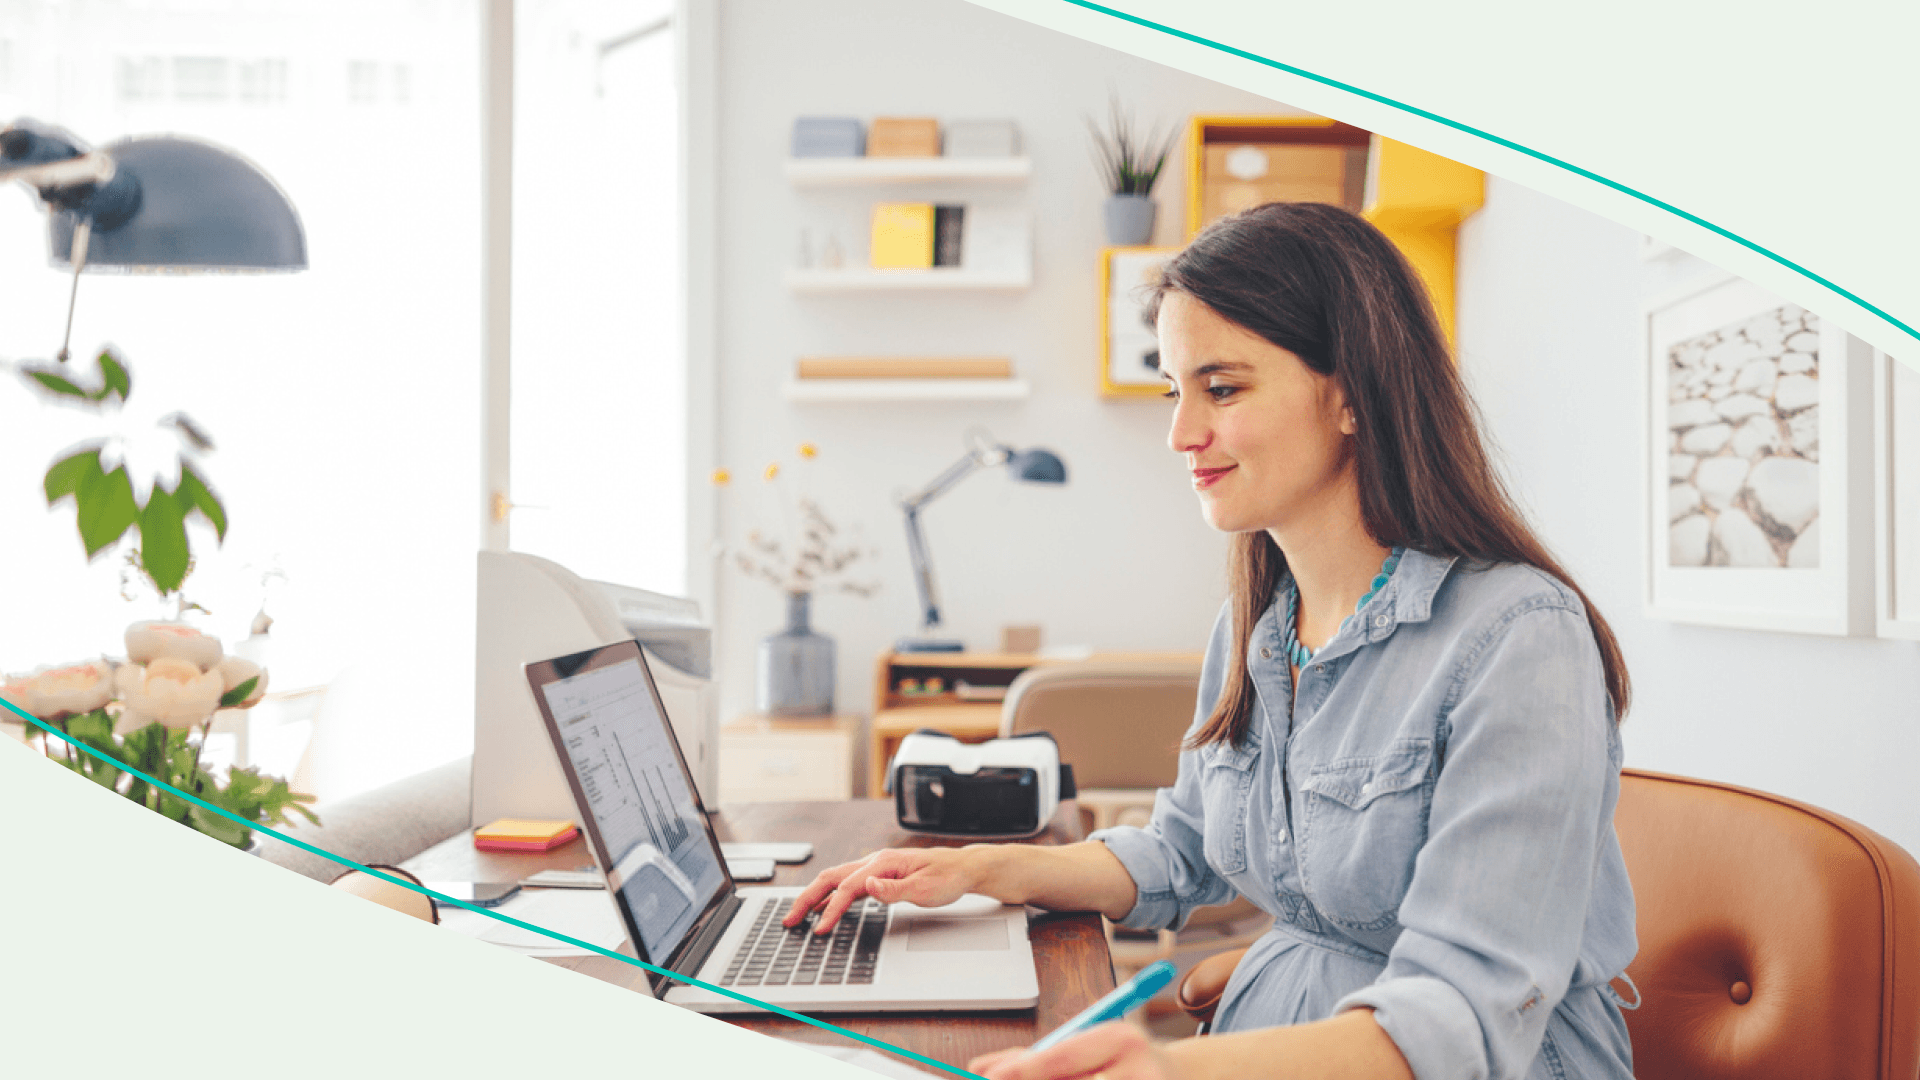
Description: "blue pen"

(1028, 960), (1178, 1052)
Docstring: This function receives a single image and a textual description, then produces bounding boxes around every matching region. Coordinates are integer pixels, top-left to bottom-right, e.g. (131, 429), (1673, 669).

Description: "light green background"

(974, 0), (1920, 366)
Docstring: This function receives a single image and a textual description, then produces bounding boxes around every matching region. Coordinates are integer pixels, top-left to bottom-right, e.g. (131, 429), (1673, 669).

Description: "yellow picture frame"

(1099, 245), (1180, 399)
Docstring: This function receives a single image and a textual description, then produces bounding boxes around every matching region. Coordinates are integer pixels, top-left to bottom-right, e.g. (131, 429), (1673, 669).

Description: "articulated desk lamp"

(0, 119), (306, 358)
(896, 430), (1068, 654)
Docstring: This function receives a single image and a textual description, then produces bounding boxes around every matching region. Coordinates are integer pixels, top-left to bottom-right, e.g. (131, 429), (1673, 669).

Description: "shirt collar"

(1269, 548), (1460, 650)
(1379, 548), (1458, 633)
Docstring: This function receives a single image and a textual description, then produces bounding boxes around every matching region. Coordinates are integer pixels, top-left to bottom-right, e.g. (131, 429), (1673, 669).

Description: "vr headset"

(886, 729), (1077, 838)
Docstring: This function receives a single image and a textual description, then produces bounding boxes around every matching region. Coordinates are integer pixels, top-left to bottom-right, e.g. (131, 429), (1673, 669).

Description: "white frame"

(1875, 350), (1920, 638)
(1643, 271), (1856, 634)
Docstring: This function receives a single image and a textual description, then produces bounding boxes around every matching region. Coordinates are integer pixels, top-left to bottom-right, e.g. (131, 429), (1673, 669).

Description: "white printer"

(471, 551), (717, 825)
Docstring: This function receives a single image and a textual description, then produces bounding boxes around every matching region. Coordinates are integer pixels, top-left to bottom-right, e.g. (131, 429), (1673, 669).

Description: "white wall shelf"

(786, 265), (1030, 292)
(784, 157), (1031, 187)
(783, 378), (1031, 402)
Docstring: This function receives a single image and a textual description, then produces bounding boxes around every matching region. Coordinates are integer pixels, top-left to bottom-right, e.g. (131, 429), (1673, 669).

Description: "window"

(0, 0), (482, 798)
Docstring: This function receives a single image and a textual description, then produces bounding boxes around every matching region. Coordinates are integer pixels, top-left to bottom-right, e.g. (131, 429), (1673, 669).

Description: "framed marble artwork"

(1875, 350), (1920, 638)
(1644, 272), (1860, 634)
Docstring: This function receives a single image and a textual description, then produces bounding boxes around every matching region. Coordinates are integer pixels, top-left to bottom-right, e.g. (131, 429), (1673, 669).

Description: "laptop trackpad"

(904, 917), (1010, 952)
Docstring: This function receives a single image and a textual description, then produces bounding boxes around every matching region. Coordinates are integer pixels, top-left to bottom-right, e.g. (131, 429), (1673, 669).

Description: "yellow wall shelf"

(1182, 114), (1484, 345)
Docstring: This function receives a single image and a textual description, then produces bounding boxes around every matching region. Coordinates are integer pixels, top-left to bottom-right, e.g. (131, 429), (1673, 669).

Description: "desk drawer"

(720, 734), (852, 803)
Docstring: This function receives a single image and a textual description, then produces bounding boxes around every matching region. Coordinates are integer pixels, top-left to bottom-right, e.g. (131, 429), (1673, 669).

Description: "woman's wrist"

(960, 841), (1137, 919)
(963, 843), (1032, 904)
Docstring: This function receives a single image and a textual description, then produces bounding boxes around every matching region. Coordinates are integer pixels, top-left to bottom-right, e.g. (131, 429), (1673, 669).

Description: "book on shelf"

(795, 357), (1013, 380)
(870, 202), (935, 268)
(866, 116), (940, 158)
(933, 205), (965, 267)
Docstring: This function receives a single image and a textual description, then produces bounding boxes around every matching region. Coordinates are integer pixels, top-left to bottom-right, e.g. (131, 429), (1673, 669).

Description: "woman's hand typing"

(782, 840), (1139, 934)
(782, 847), (992, 933)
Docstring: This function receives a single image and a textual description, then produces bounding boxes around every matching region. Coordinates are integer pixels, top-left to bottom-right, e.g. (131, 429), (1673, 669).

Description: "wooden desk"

(403, 799), (1115, 1070)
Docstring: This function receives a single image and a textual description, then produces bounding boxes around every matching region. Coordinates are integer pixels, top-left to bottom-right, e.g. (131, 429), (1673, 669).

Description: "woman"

(784, 202), (1638, 1080)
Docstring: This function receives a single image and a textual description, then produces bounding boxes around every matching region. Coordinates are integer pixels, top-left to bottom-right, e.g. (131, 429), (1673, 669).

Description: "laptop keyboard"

(721, 897), (887, 987)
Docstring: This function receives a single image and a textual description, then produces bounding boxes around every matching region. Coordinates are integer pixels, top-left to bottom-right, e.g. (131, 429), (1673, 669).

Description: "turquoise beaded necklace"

(1282, 547), (1404, 669)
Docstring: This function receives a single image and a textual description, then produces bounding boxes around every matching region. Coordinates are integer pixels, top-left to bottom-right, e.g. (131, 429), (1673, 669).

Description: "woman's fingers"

(970, 1022), (1167, 1080)
(965, 1048), (1026, 1076)
(782, 860), (859, 926)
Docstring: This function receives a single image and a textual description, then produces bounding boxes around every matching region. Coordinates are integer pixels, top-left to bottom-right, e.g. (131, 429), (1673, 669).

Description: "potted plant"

(4, 345), (317, 845)
(1088, 96), (1181, 246)
(715, 445), (878, 716)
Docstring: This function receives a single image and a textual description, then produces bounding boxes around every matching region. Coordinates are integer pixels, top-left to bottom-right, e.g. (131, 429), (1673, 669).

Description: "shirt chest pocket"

(1296, 739), (1435, 931)
(1199, 742), (1259, 877)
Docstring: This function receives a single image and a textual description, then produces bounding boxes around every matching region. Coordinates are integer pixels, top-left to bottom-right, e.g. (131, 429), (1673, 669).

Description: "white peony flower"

(26, 661), (117, 718)
(124, 621), (223, 671)
(213, 656), (268, 709)
(116, 657), (223, 731)
(1, 677), (35, 722)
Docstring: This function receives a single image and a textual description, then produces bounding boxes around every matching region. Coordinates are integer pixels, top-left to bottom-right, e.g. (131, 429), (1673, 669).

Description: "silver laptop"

(524, 640), (1038, 1014)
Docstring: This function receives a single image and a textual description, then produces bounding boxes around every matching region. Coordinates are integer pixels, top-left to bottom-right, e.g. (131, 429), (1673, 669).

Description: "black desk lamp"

(1, 119), (306, 358)
(897, 431), (1068, 653)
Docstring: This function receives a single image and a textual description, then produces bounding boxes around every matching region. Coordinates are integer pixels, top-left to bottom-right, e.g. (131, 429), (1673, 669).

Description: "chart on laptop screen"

(541, 659), (724, 960)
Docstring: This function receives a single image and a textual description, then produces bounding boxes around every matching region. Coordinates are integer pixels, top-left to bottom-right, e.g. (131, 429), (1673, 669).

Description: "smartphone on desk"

(422, 881), (520, 907)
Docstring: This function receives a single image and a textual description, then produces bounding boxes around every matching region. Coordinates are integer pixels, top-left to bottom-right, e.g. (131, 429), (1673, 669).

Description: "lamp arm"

(900, 447), (998, 512)
(1, 123), (141, 229)
(902, 505), (941, 632)
(0, 151), (117, 192)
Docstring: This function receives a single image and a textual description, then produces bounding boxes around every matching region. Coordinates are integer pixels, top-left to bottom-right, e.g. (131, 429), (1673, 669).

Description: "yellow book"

(870, 202), (935, 269)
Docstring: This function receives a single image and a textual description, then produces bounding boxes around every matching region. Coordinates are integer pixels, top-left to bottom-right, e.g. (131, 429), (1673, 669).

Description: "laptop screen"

(527, 643), (729, 974)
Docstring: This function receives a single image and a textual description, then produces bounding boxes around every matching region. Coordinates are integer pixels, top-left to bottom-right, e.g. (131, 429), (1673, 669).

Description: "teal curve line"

(1058, 0), (1920, 346)
(1, 701), (989, 1080)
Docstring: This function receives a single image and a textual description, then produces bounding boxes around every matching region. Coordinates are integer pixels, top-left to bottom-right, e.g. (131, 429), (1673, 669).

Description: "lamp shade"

(1007, 447), (1067, 484)
(48, 135), (305, 271)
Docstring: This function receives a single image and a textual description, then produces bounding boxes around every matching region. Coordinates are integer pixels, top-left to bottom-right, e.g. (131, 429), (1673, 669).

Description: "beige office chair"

(1001, 659), (1270, 984)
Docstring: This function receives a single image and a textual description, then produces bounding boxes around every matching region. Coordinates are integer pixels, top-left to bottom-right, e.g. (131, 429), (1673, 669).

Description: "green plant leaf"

(44, 446), (103, 504)
(25, 369), (89, 399)
(175, 465), (228, 541)
(217, 676), (259, 709)
(96, 350), (132, 402)
(187, 805), (250, 847)
(137, 487), (190, 594)
(75, 464), (138, 559)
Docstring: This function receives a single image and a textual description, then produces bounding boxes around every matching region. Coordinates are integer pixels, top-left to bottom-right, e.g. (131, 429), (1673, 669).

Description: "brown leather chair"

(1176, 769), (1920, 1079)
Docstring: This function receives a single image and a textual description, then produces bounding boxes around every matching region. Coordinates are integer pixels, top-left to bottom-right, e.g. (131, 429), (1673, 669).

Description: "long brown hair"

(1150, 203), (1630, 747)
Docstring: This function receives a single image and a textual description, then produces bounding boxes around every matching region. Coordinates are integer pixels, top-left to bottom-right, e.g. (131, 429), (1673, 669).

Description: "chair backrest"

(1000, 658), (1201, 789)
(1614, 769), (1920, 1080)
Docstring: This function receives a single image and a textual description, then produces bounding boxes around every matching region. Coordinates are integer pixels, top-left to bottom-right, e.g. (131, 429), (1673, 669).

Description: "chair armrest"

(1176, 947), (1251, 1026)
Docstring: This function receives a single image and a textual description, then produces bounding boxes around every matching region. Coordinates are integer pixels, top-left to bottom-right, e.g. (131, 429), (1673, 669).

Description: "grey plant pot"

(1104, 193), (1158, 246)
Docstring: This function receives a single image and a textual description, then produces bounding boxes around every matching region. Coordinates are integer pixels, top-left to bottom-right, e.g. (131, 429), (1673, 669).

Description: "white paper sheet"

(436, 887), (627, 957)
(783, 1040), (950, 1080)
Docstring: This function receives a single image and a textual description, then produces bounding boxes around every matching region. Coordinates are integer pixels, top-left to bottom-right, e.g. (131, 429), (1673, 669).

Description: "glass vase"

(757, 592), (835, 716)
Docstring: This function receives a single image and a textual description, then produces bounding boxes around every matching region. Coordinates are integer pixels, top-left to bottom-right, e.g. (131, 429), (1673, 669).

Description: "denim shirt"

(1092, 550), (1637, 1080)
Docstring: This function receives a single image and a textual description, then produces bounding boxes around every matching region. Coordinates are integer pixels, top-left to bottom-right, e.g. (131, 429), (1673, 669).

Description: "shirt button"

(1360, 782), (1373, 794)
(1276, 829), (1288, 843)
(1373, 614), (1390, 628)
(1260, 647), (1272, 659)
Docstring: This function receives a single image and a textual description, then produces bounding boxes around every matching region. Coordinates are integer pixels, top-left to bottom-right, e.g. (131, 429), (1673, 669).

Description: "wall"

(1457, 177), (1920, 854)
(712, 0), (1290, 769)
